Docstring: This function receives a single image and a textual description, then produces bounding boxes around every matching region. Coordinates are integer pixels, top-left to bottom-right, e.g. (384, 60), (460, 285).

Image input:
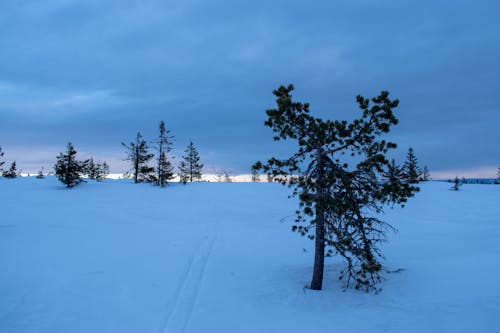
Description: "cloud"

(0, 81), (120, 117)
(0, 0), (499, 174)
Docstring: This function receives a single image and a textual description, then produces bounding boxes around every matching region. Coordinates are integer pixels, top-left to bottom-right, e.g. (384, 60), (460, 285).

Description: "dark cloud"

(0, 0), (499, 176)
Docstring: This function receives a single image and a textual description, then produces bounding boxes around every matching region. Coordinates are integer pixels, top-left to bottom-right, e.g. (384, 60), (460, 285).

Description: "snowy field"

(1, 177), (499, 333)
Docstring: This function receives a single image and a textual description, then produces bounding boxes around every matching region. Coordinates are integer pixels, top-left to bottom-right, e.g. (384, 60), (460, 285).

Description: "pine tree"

(54, 143), (84, 188)
(223, 169), (233, 182)
(403, 147), (421, 184)
(83, 158), (97, 179)
(420, 165), (431, 181)
(99, 162), (110, 181)
(156, 121), (175, 187)
(3, 161), (18, 178)
(251, 166), (260, 182)
(451, 176), (461, 191)
(179, 142), (203, 183)
(83, 158), (109, 181)
(254, 85), (418, 291)
(383, 159), (403, 183)
(36, 167), (45, 179)
(122, 132), (155, 183)
(267, 174), (273, 183)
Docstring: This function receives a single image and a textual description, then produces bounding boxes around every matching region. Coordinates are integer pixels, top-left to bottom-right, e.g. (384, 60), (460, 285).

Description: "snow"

(1, 177), (499, 332)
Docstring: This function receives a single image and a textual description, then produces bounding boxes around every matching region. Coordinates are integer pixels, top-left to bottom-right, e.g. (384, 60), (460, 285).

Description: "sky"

(0, 0), (499, 177)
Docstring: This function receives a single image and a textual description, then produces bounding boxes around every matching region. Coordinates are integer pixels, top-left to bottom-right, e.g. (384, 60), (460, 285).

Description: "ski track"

(159, 233), (217, 333)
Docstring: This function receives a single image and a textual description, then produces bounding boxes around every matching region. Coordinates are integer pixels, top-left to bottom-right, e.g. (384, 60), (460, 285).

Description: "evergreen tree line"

(383, 147), (430, 185)
(51, 120), (204, 188)
(54, 142), (110, 188)
(121, 120), (203, 187)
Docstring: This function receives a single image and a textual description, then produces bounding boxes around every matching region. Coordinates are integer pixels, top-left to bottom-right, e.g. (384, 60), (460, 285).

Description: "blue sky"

(0, 0), (499, 177)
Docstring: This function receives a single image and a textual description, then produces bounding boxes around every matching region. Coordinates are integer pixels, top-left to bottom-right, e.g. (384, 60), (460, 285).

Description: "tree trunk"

(310, 152), (326, 290)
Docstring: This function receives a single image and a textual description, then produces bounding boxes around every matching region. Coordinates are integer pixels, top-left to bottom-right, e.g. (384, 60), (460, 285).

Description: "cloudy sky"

(0, 0), (499, 177)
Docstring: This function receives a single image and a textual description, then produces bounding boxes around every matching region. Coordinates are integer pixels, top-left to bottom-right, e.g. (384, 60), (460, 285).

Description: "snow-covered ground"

(1, 177), (499, 332)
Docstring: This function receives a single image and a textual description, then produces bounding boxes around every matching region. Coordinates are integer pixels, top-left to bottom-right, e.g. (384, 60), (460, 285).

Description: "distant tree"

(36, 167), (45, 179)
(83, 158), (97, 179)
(223, 169), (233, 182)
(83, 158), (109, 181)
(420, 165), (431, 181)
(54, 142), (84, 188)
(450, 176), (461, 191)
(3, 161), (18, 178)
(403, 147), (421, 183)
(383, 159), (403, 183)
(267, 174), (274, 183)
(179, 142), (203, 183)
(251, 166), (260, 182)
(100, 162), (110, 180)
(122, 132), (155, 183)
(254, 85), (418, 291)
(215, 169), (224, 182)
(156, 121), (175, 187)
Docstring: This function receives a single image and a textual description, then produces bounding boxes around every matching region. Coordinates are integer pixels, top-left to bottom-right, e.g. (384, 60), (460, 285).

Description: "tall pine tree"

(122, 132), (155, 183)
(179, 142), (203, 183)
(254, 85), (417, 291)
(156, 121), (175, 187)
(403, 147), (421, 184)
(54, 142), (84, 188)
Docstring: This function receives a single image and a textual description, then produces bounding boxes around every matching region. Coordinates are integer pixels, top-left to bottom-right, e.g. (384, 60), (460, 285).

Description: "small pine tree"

(223, 169), (233, 182)
(83, 158), (109, 181)
(99, 162), (110, 181)
(156, 121), (175, 187)
(450, 176), (461, 191)
(251, 166), (260, 182)
(3, 161), (18, 178)
(267, 174), (273, 183)
(83, 158), (97, 179)
(420, 165), (431, 181)
(215, 169), (224, 182)
(122, 132), (155, 183)
(403, 147), (421, 184)
(383, 159), (403, 183)
(179, 142), (203, 183)
(54, 143), (84, 188)
(36, 167), (45, 179)
(382, 159), (406, 202)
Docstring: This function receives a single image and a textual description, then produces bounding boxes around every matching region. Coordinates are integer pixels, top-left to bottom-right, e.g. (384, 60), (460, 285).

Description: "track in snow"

(159, 234), (217, 333)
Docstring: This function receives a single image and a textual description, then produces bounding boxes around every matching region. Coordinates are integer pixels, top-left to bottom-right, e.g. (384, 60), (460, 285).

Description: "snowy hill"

(1, 177), (499, 332)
